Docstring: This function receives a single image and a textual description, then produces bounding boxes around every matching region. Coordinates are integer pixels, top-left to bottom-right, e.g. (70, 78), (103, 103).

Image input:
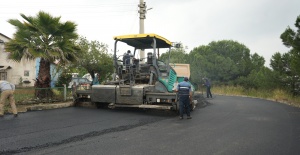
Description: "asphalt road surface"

(1, 95), (300, 155)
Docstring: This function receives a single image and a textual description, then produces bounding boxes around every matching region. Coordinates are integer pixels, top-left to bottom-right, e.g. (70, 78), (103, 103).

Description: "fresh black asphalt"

(1, 95), (300, 155)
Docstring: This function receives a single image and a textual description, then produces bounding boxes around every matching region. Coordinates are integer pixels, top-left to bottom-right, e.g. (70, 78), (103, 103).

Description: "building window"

(24, 70), (29, 76)
(0, 72), (7, 80)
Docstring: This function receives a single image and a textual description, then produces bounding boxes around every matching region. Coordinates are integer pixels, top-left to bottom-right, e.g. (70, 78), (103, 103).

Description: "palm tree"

(5, 11), (80, 98)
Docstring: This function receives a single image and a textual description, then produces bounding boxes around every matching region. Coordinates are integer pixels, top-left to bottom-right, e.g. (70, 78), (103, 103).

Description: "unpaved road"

(1, 95), (300, 155)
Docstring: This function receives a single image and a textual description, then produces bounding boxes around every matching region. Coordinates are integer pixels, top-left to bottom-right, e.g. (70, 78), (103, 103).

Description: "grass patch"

(14, 88), (35, 103)
(3, 87), (72, 105)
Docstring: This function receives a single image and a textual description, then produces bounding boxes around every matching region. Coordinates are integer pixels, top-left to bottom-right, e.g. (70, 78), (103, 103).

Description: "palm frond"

(5, 11), (80, 63)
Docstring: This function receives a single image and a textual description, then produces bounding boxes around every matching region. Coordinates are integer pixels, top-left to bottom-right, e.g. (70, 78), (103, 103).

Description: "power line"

(0, 2), (138, 16)
(0, 2), (137, 9)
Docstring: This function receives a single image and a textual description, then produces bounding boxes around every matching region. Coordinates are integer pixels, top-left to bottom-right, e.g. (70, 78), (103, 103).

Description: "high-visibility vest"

(178, 83), (191, 96)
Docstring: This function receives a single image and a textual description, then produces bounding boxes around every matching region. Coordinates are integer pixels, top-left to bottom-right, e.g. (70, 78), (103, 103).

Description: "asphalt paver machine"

(77, 33), (197, 111)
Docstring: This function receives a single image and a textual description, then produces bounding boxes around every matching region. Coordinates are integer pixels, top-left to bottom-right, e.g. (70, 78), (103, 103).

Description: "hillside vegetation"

(160, 15), (300, 106)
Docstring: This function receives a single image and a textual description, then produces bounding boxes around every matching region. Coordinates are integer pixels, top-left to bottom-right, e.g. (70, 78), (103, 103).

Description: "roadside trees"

(280, 15), (300, 76)
(277, 15), (300, 95)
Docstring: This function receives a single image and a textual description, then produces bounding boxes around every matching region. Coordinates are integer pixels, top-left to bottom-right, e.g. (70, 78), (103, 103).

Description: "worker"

(123, 50), (132, 65)
(203, 78), (212, 98)
(0, 80), (18, 117)
(176, 77), (192, 119)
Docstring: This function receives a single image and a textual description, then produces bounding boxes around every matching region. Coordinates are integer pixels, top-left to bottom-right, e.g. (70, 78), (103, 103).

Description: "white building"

(0, 33), (36, 86)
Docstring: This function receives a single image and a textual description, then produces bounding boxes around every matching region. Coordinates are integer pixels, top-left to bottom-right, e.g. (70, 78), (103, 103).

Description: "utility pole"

(138, 0), (146, 62)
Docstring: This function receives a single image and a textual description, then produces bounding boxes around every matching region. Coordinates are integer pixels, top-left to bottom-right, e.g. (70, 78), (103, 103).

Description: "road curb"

(25, 101), (75, 111)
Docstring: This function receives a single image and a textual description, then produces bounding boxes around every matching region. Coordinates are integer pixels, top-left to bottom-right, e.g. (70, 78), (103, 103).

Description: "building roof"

(0, 66), (12, 71)
(0, 33), (11, 40)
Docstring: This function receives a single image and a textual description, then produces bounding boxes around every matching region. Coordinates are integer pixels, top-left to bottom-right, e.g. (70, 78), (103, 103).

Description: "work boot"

(187, 116), (192, 119)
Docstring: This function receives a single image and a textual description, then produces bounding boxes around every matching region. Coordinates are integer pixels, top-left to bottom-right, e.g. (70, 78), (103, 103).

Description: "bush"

(55, 72), (72, 87)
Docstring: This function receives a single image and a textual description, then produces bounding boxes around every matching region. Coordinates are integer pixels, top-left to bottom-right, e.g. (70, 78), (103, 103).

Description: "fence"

(13, 85), (73, 104)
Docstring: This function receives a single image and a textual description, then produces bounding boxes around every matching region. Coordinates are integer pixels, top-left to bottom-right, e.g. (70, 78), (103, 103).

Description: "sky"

(1, 0), (300, 67)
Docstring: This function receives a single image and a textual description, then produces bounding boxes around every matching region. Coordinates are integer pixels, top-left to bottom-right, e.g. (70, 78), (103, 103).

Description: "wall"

(0, 33), (36, 86)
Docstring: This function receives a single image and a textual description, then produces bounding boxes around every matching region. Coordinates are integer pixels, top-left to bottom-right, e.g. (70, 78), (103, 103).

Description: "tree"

(280, 15), (300, 76)
(237, 67), (280, 90)
(270, 52), (292, 75)
(188, 40), (255, 85)
(189, 46), (208, 85)
(279, 15), (300, 94)
(5, 11), (80, 98)
(159, 46), (188, 64)
(75, 37), (114, 83)
(207, 40), (253, 77)
(250, 53), (265, 72)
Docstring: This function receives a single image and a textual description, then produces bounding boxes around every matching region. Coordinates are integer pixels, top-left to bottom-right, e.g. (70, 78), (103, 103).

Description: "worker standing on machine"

(123, 50), (132, 66)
